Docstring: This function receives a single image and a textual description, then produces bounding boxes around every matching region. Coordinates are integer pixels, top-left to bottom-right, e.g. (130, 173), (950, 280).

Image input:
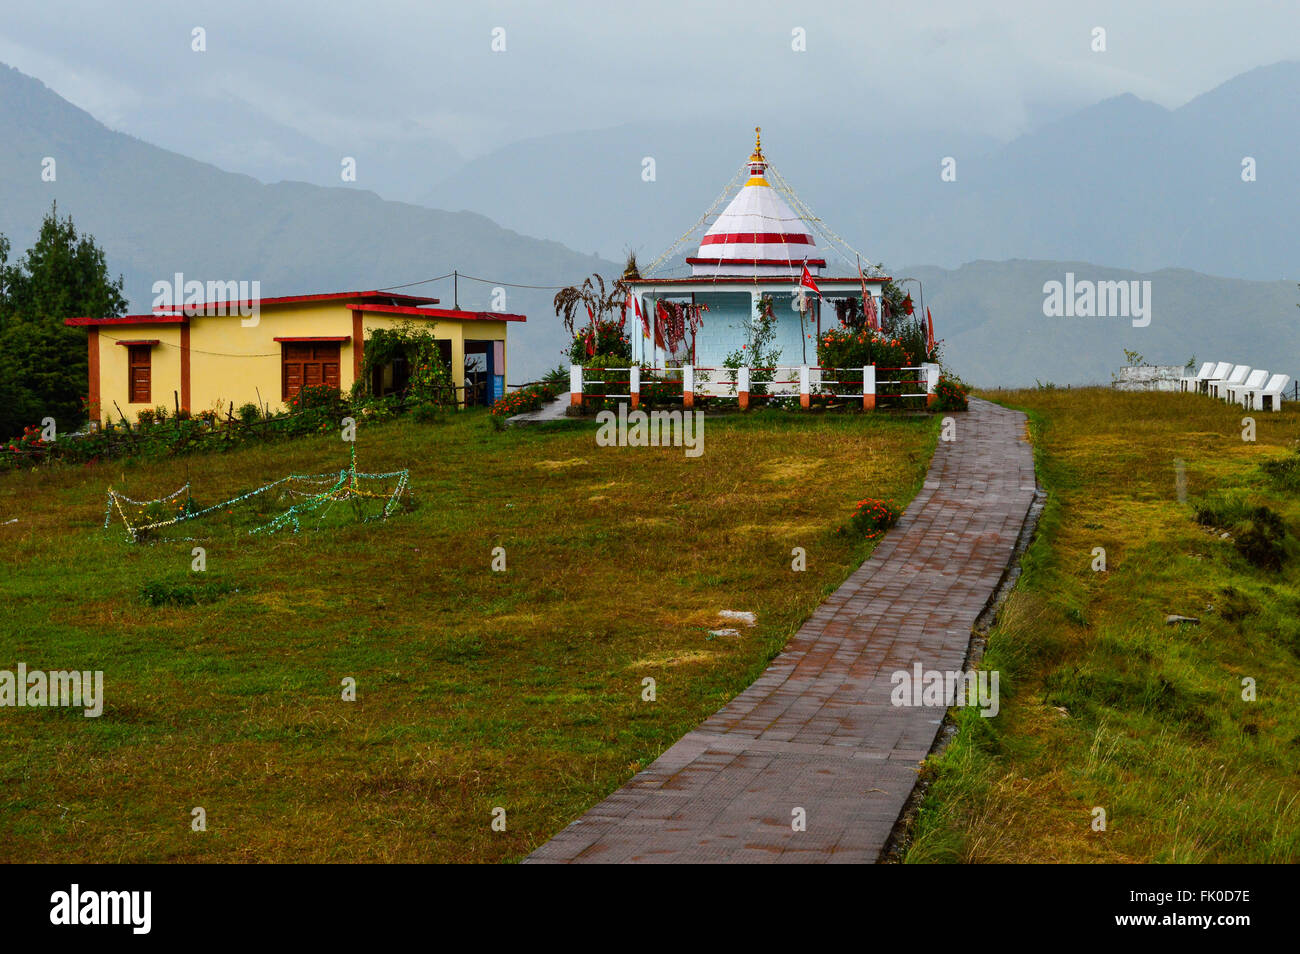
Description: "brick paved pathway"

(525, 398), (1037, 863)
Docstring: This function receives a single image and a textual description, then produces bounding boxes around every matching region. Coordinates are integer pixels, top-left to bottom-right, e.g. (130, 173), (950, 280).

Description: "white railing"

(569, 363), (940, 410)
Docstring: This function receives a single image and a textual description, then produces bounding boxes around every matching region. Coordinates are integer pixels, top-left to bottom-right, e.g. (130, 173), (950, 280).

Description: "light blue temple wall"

(770, 299), (815, 368)
(686, 291), (825, 369)
(690, 292), (752, 368)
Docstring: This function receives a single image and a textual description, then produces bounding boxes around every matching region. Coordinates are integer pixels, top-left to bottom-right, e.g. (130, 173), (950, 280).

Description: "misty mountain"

(120, 89), (466, 205)
(422, 62), (1300, 283)
(907, 259), (1299, 388)
(422, 118), (1001, 263)
(3, 61), (1296, 392)
(0, 63), (610, 382)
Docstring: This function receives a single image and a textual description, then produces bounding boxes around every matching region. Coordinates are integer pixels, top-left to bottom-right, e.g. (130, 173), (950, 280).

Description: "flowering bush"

(569, 319), (631, 364)
(490, 382), (561, 418)
(816, 328), (914, 400)
(288, 385), (345, 417)
(5, 424), (51, 457)
(640, 370), (682, 406)
(933, 374), (970, 411)
(844, 498), (901, 539)
(408, 353), (455, 405)
(817, 328), (913, 375)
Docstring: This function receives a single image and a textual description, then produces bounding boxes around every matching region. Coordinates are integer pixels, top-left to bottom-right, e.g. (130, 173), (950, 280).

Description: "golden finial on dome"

(750, 126), (763, 161)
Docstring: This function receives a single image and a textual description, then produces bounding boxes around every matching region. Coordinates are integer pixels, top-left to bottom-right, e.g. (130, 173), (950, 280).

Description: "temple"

(624, 127), (890, 372)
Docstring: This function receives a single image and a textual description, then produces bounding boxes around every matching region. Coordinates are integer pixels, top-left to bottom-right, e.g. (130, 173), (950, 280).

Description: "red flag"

(629, 293), (648, 338)
(902, 293), (914, 316)
(800, 263), (821, 298)
(925, 307), (936, 355)
(654, 301), (669, 351)
(585, 330), (595, 357)
(863, 293), (879, 332)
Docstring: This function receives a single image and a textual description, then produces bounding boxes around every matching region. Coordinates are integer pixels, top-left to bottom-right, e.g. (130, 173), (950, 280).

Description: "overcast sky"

(3, 0), (1298, 162)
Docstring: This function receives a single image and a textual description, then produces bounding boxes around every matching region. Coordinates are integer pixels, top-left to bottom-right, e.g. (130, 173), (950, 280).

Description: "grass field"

(0, 408), (936, 862)
(905, 389), (1300, 863)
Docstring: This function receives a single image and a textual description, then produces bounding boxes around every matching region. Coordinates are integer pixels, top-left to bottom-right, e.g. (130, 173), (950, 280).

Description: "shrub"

(361, 322), (456, 406)
(136, 408), (155, 427)
(844, 498), (901, 539)
(237, 402), (261, 423)
(288, 385), (345, 417)
(933, 374), (970, 411)
(412, 402), (443, 423)
(490, 382), (560, 418)
(1235, 506), (1288, 571)
(639, 370), (681, 406)
(816, 327), (917, 402)
(139, 575), (237, 607)
(569, 319), (631, 365)
(356, 395), (402, 423)
(1194, 491), (1253, 529)
(1261, 451), (1300, 491)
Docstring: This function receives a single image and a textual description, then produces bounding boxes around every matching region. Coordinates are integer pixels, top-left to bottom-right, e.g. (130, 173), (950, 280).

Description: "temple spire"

(746, 126), (767, 182)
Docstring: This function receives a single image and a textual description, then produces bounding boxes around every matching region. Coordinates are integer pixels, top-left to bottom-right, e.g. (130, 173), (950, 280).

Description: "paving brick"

(525, 398), (1036, 864)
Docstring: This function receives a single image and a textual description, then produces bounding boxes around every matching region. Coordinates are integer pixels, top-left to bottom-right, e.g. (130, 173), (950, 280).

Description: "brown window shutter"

(282, 342), (341, 400)
(128, 345), (152, 404)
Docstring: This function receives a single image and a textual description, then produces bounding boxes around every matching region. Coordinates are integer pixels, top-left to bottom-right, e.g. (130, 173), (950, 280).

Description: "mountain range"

(0, 63), (609, 383)
(422, 61), (1300, 283)
(1, 60), (1297, 386)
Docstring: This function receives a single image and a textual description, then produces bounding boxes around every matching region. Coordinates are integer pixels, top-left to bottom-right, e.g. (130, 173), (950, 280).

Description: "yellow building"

(66, 291), (525, 423)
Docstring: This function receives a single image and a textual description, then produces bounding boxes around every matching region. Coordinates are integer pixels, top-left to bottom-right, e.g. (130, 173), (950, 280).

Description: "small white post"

(682, 364), (694, 409)
(630, 364), (641, 409)
(737, 365), (750, 410)
(863, 365), (876, 410)
(570, 364), (583, 407)
(923, 362), (940, 408)
(799, 365), (810, 408)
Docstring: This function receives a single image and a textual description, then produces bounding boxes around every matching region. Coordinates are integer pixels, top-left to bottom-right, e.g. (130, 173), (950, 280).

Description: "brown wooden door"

(128, 345), (151, 404)
(282, 343), (341, 400)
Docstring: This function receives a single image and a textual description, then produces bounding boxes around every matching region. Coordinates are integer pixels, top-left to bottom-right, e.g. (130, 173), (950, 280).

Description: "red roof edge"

(354, 303), (526, 322)
(65, 314), (187, 327)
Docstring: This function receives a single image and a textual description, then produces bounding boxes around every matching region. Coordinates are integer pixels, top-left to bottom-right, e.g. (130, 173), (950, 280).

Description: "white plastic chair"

(1181, 362), (1214, 393)
(1244, 374), (1290, 412)
(1211, 365), (1251, 400)
(1200, 362), (1233, 395)
(1231, 369), (1268, 406)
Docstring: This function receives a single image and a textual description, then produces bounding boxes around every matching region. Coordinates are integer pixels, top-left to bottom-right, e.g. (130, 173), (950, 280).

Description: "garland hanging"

(103, 445), (411, 542)
(653, 300), (709, 352)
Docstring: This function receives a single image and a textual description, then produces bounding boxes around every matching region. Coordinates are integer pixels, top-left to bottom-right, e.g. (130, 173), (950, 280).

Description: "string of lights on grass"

(103, 445), (411, 542)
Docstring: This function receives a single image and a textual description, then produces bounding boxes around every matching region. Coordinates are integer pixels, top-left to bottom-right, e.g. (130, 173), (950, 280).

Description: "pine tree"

(0, 203), (127, 438)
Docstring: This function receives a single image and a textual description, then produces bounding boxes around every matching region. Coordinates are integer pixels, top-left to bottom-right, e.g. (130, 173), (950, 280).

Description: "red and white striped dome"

(687, 128), (823, 277)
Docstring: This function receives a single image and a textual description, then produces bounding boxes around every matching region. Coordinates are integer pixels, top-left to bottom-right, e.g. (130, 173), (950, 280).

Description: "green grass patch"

(904, 389), (1300, 863)
(0, 406), (936, 862)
